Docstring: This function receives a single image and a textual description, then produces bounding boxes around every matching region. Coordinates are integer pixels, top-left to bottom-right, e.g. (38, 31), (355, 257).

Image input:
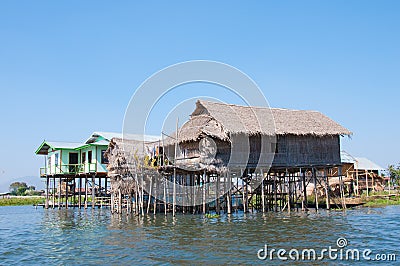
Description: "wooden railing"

(40, 163), (98, 176)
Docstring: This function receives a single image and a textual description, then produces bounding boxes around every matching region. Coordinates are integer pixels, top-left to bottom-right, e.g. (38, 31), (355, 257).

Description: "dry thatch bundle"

(105, 137), (160, 196)
(165, 100), (351, 146)
(192, 100), (352, 137)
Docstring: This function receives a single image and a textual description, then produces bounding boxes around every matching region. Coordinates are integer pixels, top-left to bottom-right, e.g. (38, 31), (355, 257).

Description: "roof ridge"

(199, 100), (320, 113)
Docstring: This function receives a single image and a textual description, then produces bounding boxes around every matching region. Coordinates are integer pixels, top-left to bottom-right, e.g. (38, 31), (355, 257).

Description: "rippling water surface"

(0, 205), (399, 265)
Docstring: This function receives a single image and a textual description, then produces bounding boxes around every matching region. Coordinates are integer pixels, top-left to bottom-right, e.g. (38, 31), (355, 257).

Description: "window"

(82, 152), (86, 164)
(101, 150), (108, 164)
(55, 153), (59, 165)
(88, 151), (92, 163)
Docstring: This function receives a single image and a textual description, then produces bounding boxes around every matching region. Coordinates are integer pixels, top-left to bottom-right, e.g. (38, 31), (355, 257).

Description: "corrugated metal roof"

(341, 150), (357, 164)
(35, 141), (84, 155)
(86, 131), (160, 144)
(341, 151), (384, 171)
(89, 140), (110, 146)
(354, 157), (384, 171)
(46, 141), (84, 149)
(85, 132), (122, 143)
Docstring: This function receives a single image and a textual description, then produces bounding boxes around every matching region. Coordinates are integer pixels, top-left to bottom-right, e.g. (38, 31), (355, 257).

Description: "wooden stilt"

(313, 168), (318, 211)
(202, 170), (206, 214)
(153, 176), (157, 215)
(147, 175), (153, 215)
(301, 169), (307, 211)
(140, 175), (144, 216)
(110, 192), (114, 213)
(339, 167), (346, 209)
(261, 169), (265, 213)
(172, 172), (176, 217)
(45, 177), (49, 209)
(73, 178), (76, 208)
(365, 170), (369, 197)
(163, 177), (167, 216)
(324, 168), (330, 210)
(135, 178), (139, 215)
(91, 176), (95, 209)
(52, 176), (55, 209)
(227, 171), (231, 215)
(216, 173), (220, 214)
(192, 174), (196, 214)
(118, 188), (122, 214)
(274, 174), (278, 212)
(84, 176), (88, 209)
(78, 177), (82, 209)
(241, 169), (246, 213)
(58, 177), (61, 209)
(65, 178), (68, 209)
(286, 169), (290, 213)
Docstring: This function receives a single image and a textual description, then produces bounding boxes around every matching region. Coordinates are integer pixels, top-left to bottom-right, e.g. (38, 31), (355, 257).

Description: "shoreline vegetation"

(1, 194), (400, 209)
(363, 193), (400, 207)
(0, 196), (45, 206)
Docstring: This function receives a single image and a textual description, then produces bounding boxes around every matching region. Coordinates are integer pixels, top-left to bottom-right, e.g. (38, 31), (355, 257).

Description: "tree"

(9, 182), (28, 195)
(388, 164), (400, 186)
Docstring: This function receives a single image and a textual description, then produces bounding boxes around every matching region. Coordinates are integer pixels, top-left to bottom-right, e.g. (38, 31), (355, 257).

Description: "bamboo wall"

(179, 134), (341, 169)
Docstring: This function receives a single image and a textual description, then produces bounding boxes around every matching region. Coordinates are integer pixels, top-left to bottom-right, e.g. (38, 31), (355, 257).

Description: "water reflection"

(0, 206), (399, 264)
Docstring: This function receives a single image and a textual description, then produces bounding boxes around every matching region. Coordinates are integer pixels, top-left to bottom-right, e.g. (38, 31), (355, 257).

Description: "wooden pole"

(52, 176), (55, 209)
(84, 176), (88, 209)
(313, 168), (318, 212)
(163, 177), (167, 216)
(216, 174), (220, 214)
(227, 171), (231, 214)
(339, 167), (346, 209)
(58, 177), (61, 209)
(366, 170), (369, 197)
(135, 178), (139, 215)
(110, 192), (114, 213)
(73, 178), (76, 208)
(274, 173), (278, 212)
(45, 177), (49, 209)
(241, 168), (246, 213)
(78, 177), (82, 209)
(173, 118), (178, 217)
(301, 169), (307, 211)
(147, 175), (152, 215)
(118, 188), (122, 214)
(91, 175), (95, 209)
(261, 169), (265, 213)
(192, 174), (196, 214)
(202, 170), (206, 214)
(153, 176), (157, 215)
(140, 175), (145, 216)
(65, 177), (68, 209)
(286, 169), (290, 213)
(325, 168), (330, 210)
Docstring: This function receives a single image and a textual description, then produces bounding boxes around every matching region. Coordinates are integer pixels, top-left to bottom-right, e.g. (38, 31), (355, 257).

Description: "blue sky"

(0, 1), (399, 191)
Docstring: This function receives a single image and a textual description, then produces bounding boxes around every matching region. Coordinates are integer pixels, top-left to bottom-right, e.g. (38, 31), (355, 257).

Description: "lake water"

(0, 205), (399, 265)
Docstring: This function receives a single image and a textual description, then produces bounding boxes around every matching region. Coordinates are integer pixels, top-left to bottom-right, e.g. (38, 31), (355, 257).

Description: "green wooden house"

(35, 131), (160, 209)
(35, 132), (122, 209)
(35, 132), (123, 176)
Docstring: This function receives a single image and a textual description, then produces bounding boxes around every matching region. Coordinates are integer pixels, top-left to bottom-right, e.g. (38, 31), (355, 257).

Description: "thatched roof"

(172, 100), (351, 143)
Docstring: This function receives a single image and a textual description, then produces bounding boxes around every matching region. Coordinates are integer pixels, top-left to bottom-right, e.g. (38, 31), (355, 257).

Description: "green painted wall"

(46, 148), (81, 174)
(43, 141), (109, 175)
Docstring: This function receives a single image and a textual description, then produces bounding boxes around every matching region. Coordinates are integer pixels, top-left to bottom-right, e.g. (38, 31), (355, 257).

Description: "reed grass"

(0, 197), (45, 206)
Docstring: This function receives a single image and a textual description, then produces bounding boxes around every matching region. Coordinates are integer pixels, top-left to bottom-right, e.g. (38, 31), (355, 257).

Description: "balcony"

(40, 163), (98, 177)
